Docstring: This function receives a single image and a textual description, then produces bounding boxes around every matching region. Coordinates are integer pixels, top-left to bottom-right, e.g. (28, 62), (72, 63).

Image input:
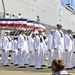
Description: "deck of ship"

(0, 59), (75, 75)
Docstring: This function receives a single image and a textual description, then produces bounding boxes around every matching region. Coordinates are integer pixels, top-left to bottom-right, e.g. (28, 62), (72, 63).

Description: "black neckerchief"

(7, 36), (11, 42)
(38, 35), (43, 42)
(58, 30), (63, 38)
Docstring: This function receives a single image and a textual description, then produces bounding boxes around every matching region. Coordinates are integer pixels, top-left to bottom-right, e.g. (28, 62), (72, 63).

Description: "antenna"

(68, 0), (70, 4)
(71, 0), (73, 6)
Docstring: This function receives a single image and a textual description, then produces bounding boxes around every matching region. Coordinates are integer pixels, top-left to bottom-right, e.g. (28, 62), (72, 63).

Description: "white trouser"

(48, 50), (54, 67)
(14, 50), (18, 65)
(71, 52), (75, 67)
(1, 51), (4, 64)
(11, 52), (15, 63)
(2, 50), (9, 65)
(24, 51), (29, 65)
(35, 50), (42, 68)
(65, 50), (72, 68)
(41, 50), (45, 65)
(18, 50), (25, 67)
(29, 50), (35, 66)
(53, 46), (64, 59)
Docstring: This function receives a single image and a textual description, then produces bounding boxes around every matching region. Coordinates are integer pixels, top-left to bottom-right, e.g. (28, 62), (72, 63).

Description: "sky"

(60, 0), (75, 10)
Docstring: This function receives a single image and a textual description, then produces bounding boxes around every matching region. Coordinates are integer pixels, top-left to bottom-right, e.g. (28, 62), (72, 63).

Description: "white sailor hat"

(57, 21), (63, 26)
(51, 29), (55, 32)
(32, 32), (36, 34)
(20, 28), (26, 31)
(43, 34), (46, 36)
(38, 29), (43, 32)
(5, 30), (10, 33)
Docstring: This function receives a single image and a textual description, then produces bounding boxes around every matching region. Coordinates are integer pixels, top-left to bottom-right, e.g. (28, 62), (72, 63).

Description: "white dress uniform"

(2, 34), (11, 66)
(28, 37), (35, 66)
(64, 34), (74, 68)
(53, 29), (64, 59)
(47, 34), (54, 67)
(34, 34), (44, 69)
(11, 40), (15, 64)
(11, 39), (18, 65)
(41, 38), (47, 66)
(17, 34), (28, 67)
(71, 39), (75, 68)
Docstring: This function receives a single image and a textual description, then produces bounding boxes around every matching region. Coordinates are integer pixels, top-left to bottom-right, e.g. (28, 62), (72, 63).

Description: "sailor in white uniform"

(11, 36), (18, 66)
(2, 30), (11, 66)
(28, 32), (36, 67)
(64, 30), (74, 69)
(71, 34), (75, 68)
(53, 24), (64, 59)
(34, 29), (44, 69)
(11, 38), (15, 64)
(17, 28), (27, 68)
(47, 29), (55, 68)
(41, 35), (47, 66)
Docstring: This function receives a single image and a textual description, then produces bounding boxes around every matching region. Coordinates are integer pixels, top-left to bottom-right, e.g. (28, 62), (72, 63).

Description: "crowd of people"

(1, 22), (75, 71)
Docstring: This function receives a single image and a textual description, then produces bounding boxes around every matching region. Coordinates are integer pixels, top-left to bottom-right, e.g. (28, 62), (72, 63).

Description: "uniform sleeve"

(64, 34), (68, 50)
(53, 31), (58, 49)
(2, 37), (7, 50)
(17, 35), (21, 49)
(28, 38), (32, 51)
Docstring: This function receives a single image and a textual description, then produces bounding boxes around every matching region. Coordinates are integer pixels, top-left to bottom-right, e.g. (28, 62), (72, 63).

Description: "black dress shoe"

(73, 66), (75, 68)
(40, 68), (43, 69)
(41, 65), (46, 66)
(19, 66), (23, 68)
(24, 64), (29, 65)
(14, 64), (18, 66)
(22, 66), (26, 68)
(19, 66), (26, 68)
(36, 68), (40, 70)
(66, 68), (72, 70)
(48, 66), (51, 68)
(3, 65), (9, 67)
(29, 65), (35, 67)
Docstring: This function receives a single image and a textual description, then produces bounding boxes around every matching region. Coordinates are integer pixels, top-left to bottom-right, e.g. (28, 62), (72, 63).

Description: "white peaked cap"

(20, 28), (26, 31)
(5, 30), (10, 33)
(57, 21), (63, 26)
(38, 29), (43, 32)
(51, 29), (55, 32)
(32, 32), (36, 34)
(43, 34), (46, 36)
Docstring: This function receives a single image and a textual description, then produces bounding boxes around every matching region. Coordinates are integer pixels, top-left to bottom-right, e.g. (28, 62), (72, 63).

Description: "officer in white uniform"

(17, 28), (27, 68)
(47, 29), (55, 68)
(64, 30), (74, 70)
(36, 16), (41, 23)
(11, 36), (18, 66)
(34, 29), (44, 69)
(28, 32), (36, 67)
(53, 24), (64, 59)
(5, 13), (10, 19)
(18, 13), (22, 19)
(2, 30), (11, 66)
(72, 34), (75, 68)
